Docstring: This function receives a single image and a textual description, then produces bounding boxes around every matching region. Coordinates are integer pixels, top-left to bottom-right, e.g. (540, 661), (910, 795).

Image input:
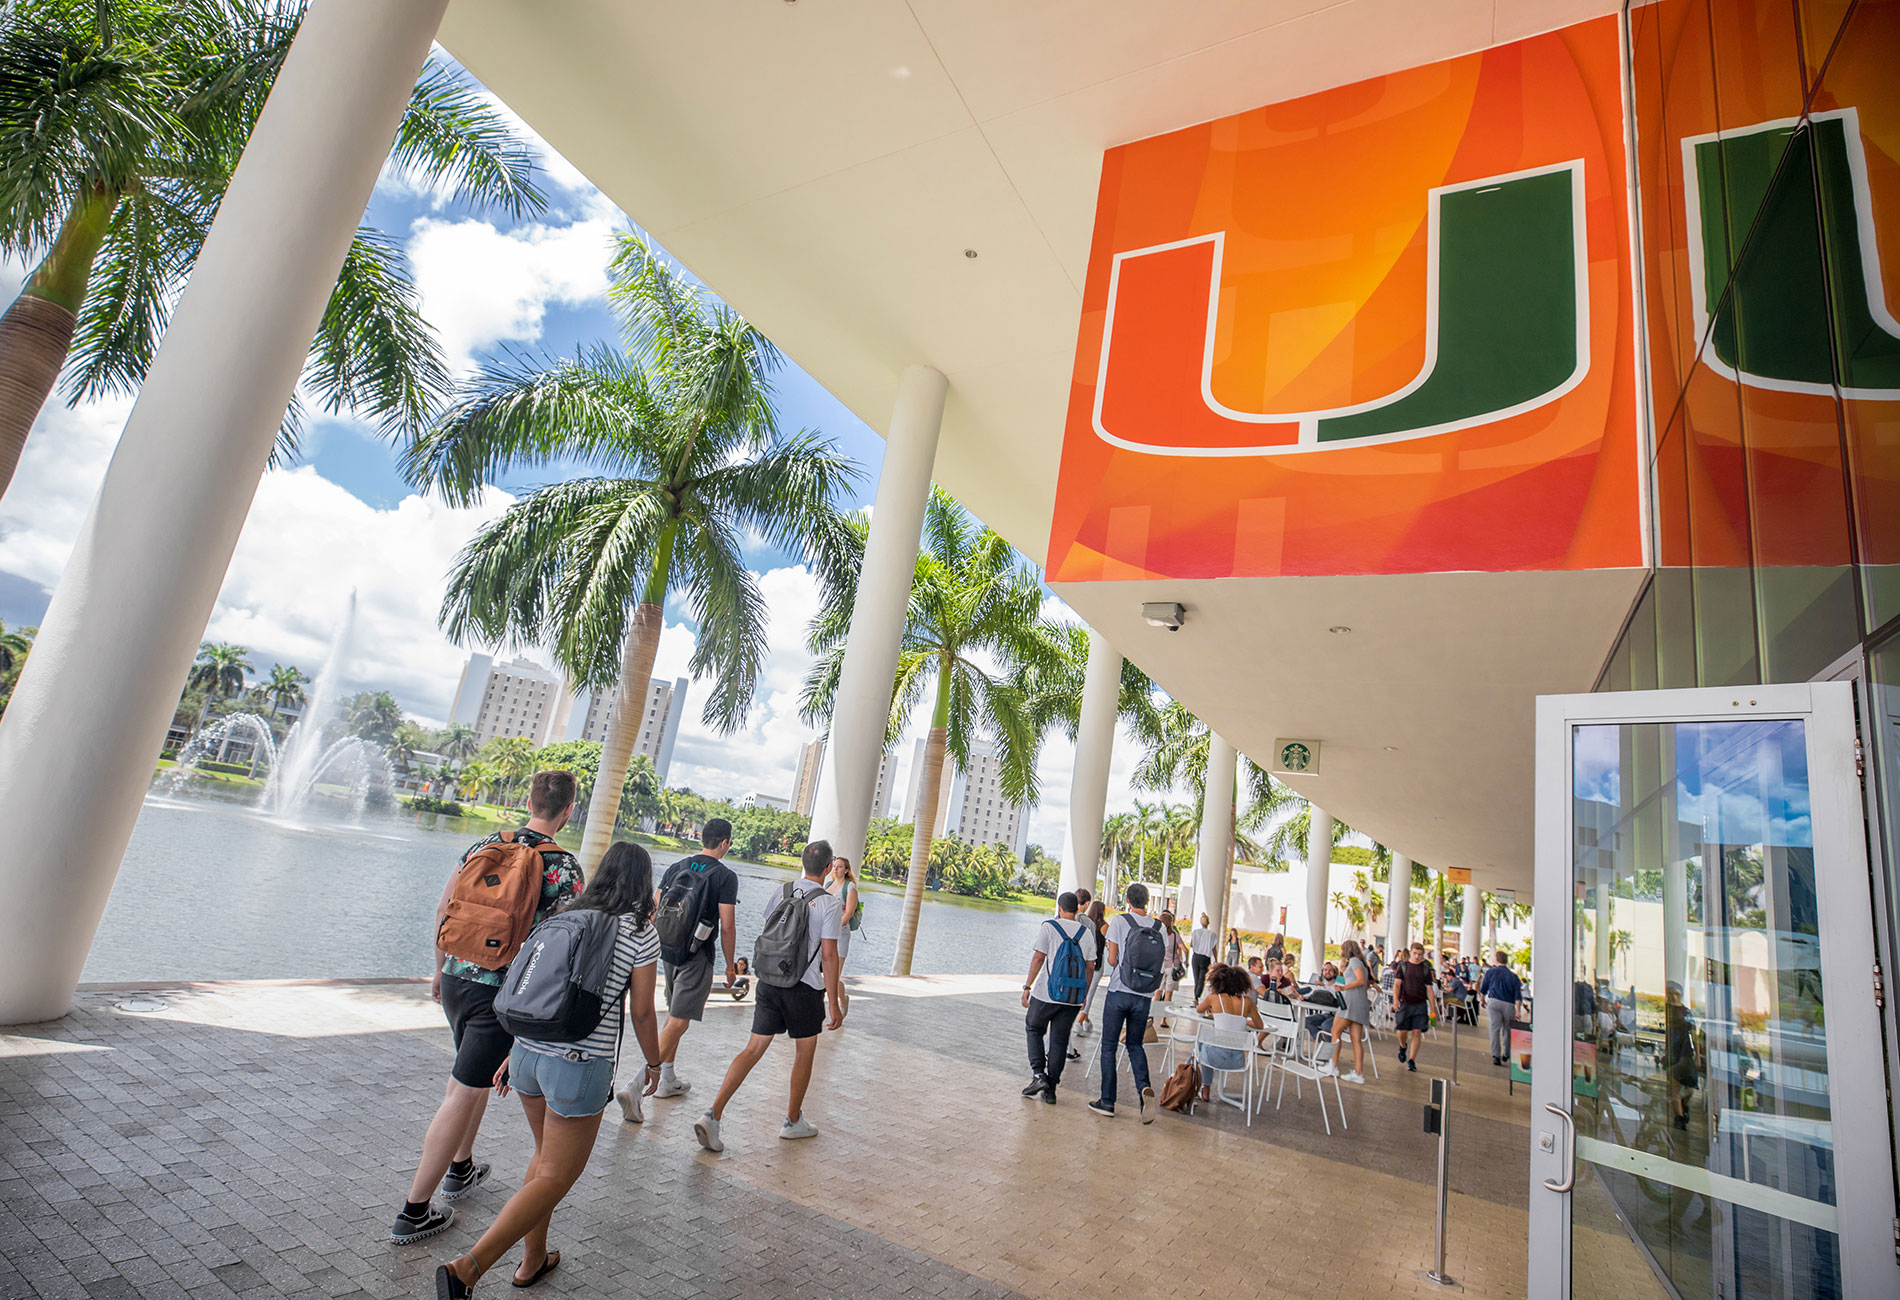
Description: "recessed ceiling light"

(1383, 745), (1399, 752)
(891, 65), (911, 79)
(1328, 625), (1351, 634)
(963, 248), (979, 259)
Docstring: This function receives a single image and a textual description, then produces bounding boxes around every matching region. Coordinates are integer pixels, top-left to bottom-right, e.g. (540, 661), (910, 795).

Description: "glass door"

(1528, 683), (1897, 1300)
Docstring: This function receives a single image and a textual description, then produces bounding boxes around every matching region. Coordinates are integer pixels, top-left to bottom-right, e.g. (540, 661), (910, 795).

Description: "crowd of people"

(1019, 903), (1531, 1119)
(389, 771), (860, 1297)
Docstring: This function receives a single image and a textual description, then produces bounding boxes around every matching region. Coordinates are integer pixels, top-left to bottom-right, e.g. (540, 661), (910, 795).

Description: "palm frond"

(60, 175), (207, 400)
(678, 515), (766, 734)
(389, 58), (546, 218)
(300, 226), (448, 444)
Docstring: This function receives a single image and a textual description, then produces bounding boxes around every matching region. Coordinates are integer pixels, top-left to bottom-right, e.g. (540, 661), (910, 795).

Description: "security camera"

(1141, 601), (1186, 632)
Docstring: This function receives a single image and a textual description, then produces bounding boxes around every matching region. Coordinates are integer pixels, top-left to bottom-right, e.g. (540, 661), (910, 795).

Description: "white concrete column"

(0, 0), (447, 1025)
(1387, 854), (1412, 952)
(1301, 808), (1335, 977)
(808, 364), (945, 867)
(1058, 629), (1120, 897)
(1193, 733), (1238, 937)
(1460, 882), (1481, 958)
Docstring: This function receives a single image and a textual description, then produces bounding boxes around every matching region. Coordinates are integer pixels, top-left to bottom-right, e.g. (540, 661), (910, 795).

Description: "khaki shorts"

(664, 950), (715, 1021)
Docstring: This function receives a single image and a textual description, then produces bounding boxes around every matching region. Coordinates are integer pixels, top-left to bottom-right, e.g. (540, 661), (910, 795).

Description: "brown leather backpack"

(437, 832), (561, 969)
(1158, 1061), (1200, 1113)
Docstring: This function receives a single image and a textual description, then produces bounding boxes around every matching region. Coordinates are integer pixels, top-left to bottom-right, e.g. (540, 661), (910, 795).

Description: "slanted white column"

(0, 0), (447, 1025)
(1302, 808), (1335, 977)
(1193, 733), (1238, 937)
(1460, 882), (1481, 959)
(1387, 854), (1413, 953)
(1058, 629), (1120, 897)
(808, 365), (945, 868)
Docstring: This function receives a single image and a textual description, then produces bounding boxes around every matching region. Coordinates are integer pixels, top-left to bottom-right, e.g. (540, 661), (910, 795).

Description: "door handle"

(1543, 1102), (1576, 1193)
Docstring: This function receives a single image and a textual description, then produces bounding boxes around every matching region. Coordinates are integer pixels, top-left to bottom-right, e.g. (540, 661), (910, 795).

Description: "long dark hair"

(1085, 899), (1106, 930)
(572, 841), (654, 925)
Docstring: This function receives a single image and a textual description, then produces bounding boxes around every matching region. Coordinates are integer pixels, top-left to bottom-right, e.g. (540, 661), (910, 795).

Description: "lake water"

(80, 791), (1046, 983)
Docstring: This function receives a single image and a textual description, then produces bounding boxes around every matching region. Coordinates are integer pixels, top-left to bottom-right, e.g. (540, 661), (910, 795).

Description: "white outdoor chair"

(1271, 1028), (1348, 1135)
(1159, 1008), (1205, 1078)
(1190, 1023), (1258, 1125)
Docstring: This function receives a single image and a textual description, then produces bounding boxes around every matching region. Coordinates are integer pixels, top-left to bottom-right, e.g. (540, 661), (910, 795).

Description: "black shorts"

(1395, 1001), (1431, 1032)
(751, 981), (825, 1040)
(442, 973), (514, 1088)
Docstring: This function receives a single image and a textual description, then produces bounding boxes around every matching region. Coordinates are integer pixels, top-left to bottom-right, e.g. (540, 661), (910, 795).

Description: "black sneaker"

(439, 1161), (489, 1200)
(1087, 1099), (1114, 1117)
(389, 1203), (454, 1244)
(1397, 1045), (1407, 1063)
(1065, 1049), (1081, 1061)
(1040, 1086), (1058, 1105)
(1021, 1076), (1047, 1097)
(1407, 1059), (1418, 1072)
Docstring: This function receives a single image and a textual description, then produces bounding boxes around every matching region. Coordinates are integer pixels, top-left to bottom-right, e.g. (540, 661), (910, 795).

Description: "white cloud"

(0, 393), (134, 587)
(408, 209), (619, 373)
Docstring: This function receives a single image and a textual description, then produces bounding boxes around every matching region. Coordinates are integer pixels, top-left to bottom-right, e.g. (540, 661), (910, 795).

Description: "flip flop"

(512, 1249), (561, 1289)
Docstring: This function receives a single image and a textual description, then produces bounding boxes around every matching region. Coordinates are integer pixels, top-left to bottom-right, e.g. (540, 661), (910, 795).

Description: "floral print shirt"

(440, 827), (583, 988)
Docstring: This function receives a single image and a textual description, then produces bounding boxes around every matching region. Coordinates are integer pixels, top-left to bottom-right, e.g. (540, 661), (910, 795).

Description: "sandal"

(512, 1249), (561, 1289)
(435, 1253), (477, 1299)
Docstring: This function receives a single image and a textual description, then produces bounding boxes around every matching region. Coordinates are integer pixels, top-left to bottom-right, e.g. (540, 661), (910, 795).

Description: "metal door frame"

(1528, 681), (1897, 1298)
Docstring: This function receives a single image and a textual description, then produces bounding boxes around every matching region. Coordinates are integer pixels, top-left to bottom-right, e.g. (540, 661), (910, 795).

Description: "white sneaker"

(1341, 1071), (1365, 1084)
(1318, 1064), (1339, 1077)
(692, 1109), (723, 1153)
(655, 1076), (692, 1099)
(615, 1084), (644, 1123)
(779, 1116), (819, 1141)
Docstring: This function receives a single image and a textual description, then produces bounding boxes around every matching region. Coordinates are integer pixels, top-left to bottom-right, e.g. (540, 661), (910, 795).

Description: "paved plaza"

(2, 975), (1651, 1300)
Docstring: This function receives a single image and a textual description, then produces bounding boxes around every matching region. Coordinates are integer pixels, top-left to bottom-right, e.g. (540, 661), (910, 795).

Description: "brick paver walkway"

(0, 976), (1601, 1299)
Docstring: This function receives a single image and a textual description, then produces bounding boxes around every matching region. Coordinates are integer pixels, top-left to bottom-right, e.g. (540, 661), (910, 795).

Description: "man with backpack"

(391, 770), (581, 1244)
(648, 817), (741, 1104)
(1393, 942), (1439, 1073)
(1088, 881), (1165, 1123)
(694, 840), (846, 1153)
(1020, 891), (1097, 1103)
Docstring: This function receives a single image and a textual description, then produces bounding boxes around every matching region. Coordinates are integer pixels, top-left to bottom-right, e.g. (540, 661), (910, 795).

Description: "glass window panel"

(1644, 0), (1729, 387)
(1806, 0), (1900, 630)
(1656, 566), (1700, 688)
(1794, 0), (1857, 96)
(1682, 346), (1762, 685)
(1632, 0), (1690, 418)
(1710, 0), (1809, 245)
(1630, 580), (1662, 691)
(1570, 718), (1841, 1300)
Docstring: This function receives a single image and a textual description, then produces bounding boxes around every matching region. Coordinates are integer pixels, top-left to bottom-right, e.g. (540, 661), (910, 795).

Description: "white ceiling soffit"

(1053, 567), (1648, 896)
(435, 0), (1619, 561)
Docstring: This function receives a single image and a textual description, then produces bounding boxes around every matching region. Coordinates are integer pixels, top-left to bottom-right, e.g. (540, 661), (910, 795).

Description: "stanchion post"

(1451, 1000), (1460, 1085)
(1420, 1076), (1460, 1288)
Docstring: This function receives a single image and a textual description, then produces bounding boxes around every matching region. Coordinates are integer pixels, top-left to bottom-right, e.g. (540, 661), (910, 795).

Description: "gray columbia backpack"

(754, 884), (831, 988)
(492, 908), (621, 1042)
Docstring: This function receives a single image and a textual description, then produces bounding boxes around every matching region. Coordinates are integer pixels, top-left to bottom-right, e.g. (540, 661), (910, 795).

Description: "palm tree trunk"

(576, 527), (675, 872)
(0, 190), (116, 498)
(891, 668), (951, 976)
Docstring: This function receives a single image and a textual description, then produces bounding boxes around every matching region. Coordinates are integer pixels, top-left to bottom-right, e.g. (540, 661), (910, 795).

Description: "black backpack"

(655, 855), (718, 965)
(1118, 915), (1167, 994)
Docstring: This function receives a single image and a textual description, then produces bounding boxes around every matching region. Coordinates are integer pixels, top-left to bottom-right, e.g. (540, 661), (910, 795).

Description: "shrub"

(407, 795), (465, 816)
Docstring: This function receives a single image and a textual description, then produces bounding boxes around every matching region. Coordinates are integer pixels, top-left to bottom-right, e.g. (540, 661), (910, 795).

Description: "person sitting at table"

(1194, 963), (1263, 1102)
(1244, 956), (1267, 997)
(1261, 959), (1295, 1004)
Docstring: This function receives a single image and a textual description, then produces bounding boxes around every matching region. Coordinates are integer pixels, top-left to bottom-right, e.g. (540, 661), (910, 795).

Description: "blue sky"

(0, 57), (1166, 849)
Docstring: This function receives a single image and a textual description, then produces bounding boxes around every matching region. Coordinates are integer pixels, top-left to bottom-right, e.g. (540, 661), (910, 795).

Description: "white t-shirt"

(1189, 926), (1217, 958)
(1105, 911), (1166, 996)
(767, 877), (845, 991)
(1029, 916), (1098, 1004)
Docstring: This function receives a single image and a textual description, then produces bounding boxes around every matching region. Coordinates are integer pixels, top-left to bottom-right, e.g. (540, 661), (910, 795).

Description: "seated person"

(1260, 959), (1296, 1004)
(1245, 956), (1267, 996)
(1195, 964), (1265, 1100)
(1444, 969), (1470, 1021)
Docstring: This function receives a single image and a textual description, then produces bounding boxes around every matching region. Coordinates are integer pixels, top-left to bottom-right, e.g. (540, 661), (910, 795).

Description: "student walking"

(649, 818), (741, 1104)
(433, 841), (664, 1297)
(1020, 891), (1097, 1103)
(392, 771), (581, 1245)
(693, 840), (847, 1153)
(1224, 928), (1242, 967)
(1188, 913), (1216, 1000)
(1073, 896), (1107, 1042)
(1329, 938), (1372, 1083)
(1156, 910), (1186, 1001)
(1479, 949), (1523, 1065)
(1089, 882), (1166, 1123)
(1393, 942), (1439, 1073)
(826, 856), (862, 1015)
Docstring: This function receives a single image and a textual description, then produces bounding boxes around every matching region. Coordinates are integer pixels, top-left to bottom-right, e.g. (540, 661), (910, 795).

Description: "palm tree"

(343, 690), (402, 747)
(411, 235), (856, 869)
(802, 487), (1060, 975)
(0, 619), (34, 677)
(259, 663), (307, 718)
(456, 760), (497, 804)
(0, 0), (548, 498)
(387, 721), (429, 775)
(186, 641), (252, 721)
(438, 722), (479, 767)
(481, 737), (537, 805)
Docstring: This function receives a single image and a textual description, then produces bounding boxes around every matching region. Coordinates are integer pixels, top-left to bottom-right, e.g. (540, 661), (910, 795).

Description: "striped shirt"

(518, 914), (659, 1061)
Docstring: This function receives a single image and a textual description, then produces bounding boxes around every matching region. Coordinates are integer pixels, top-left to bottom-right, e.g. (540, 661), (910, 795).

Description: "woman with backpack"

(435, 842), (663, 1298)
(1154, 910), (1185, 1002)
(826, 857), (862, 1014)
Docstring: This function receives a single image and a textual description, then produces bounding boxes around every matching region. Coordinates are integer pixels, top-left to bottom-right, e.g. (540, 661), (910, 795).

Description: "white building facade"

(448, 654), (573, 748)
(565, 676), (688, 784)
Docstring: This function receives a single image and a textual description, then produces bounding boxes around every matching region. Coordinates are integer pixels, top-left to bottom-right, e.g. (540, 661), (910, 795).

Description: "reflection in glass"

(1570, 719), (1839, 1300)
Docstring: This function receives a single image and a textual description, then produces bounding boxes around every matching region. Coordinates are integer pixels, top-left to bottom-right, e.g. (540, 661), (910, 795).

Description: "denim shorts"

(508, 1044), (614, 1118)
